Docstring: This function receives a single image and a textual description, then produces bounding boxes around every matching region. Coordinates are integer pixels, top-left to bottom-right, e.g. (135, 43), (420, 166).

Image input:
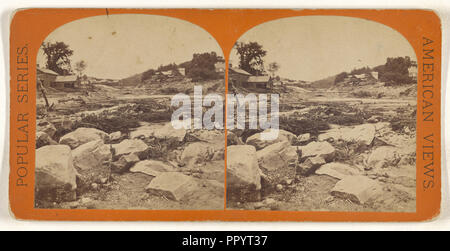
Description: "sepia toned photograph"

(226, 16), (417, 212)
(35, 14), (225, 210)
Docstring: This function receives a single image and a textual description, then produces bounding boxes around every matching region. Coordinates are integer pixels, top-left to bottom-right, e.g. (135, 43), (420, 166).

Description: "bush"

(352, 90), (372, 98)
(279, 117), (329, 136)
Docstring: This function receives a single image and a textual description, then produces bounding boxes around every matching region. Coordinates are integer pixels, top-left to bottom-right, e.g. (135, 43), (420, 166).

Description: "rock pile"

(35, 119), (225, 206)
(227, 122), (415, 207)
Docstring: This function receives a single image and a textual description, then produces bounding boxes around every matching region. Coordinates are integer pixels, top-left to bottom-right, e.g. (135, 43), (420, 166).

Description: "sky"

(229, 16), (417, 82)
(37, 14), (223, 79)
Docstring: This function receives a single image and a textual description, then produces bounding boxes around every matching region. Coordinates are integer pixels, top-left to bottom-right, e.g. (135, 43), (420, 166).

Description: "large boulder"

(246, 129), (296, 150)
(36, 119), (56, 138)
(296, 133), (311, 145)
(180, 142), (215, 166)
(145, 172), (198, 201)
(72, 140), (112, 186)
(256, 141), (298, 184)
(111, 153), (140, 173)
(59, 127), (109, 149)
(154, 123), (186, 142)
(35, 145), (77, 202)
(316, 162), (362, 180)
(367, 146), (401, 169)
(318, 124), (376, 146)
(109, 131), (122, 141)
(227, 130), (244, 145)
(36, 131), (58, 149)
(130, 160), (174, 177)
(227, 145), (261, 201)
(299, 141), (336, 162)
(331, 176), (383, 204)
(112, 139), (149, 159)
(130, 123), (186, 142)
(298, 156), (326, 176)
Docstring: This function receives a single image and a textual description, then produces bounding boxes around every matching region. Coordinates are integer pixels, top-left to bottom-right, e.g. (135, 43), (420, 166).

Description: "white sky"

(230, 16), (417, 82)
(37, 14), (223, 79)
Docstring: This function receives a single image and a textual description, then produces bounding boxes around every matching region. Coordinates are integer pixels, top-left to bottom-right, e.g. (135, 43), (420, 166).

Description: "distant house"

(37, 68), (58, 88)
(246, 75), (272, 89)
(408, 65), (418, 80)
(52, 75), (78, 89)
(229, 67), (251, 87)
(229, 67), (273, 90)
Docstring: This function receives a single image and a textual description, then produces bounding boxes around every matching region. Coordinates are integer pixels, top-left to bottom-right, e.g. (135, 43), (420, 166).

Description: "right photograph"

(226, 16), (417, 212)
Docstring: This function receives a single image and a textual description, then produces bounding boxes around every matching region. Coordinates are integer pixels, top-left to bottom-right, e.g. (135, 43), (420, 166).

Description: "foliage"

(267, 62), (280, 77)
(334, 71), (348, 84)
(186, 51), (223, 82)
(350, 66), (371, 75)
(74, 60), (87, 77)
(141, 69), (156, 82)
(235, 42), (267, 75)
(41, 41), (74, 75)
(378, 56), (415, 85)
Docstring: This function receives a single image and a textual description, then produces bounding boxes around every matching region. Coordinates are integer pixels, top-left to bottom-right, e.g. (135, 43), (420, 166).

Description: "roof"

(37, 68), (58, 76)
(55, 75), (77, 82)
(230, 67), (251, 76)
(247, 75), (271, 83)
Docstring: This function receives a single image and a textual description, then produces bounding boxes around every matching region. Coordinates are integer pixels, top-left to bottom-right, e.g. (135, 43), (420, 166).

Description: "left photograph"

(35, 14), (225, 210)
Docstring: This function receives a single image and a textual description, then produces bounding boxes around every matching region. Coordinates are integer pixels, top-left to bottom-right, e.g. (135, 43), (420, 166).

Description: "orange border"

(10, 9), (441, 221)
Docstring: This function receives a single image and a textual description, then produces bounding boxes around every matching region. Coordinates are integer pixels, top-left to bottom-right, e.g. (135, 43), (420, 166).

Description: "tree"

(267, 62), (280, 77)
(41, 41), (74, 75)
(235, 42), (267, 75)
(74, 60), (87, 77)
(334, 71), (348, 84)
(378, 56), (414, 85)
(186, 51), (223, 81)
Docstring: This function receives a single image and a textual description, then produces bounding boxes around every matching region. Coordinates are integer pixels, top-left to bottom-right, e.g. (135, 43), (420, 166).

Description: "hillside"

(120, 72), (143, 86)
(311, 75), (336, 89)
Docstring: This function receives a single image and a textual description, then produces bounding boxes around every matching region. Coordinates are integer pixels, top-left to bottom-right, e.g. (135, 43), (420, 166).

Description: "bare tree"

(267, 62), (280, 77)
(74, 60), (87, 77)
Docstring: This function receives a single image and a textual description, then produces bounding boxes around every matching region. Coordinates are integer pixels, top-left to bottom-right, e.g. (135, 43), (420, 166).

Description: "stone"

(111, 153), (140, 173)
(263, 198), (276, 205)
(72, 140), (112, 186)
(112, 139), (148, 159)
(367, 146), (401, 169)
(59, 127), (109, 149)
(316, 162), (362, 180)
(298, 156), (326, 176)
(257, 141), (298, 171)
(226, 145), (261, 201)
(72, 140), (112, 171)
(36, 119), (56, 138)
(367, 116), (380, 123)
(36, 131), (58, 149)
(256, 141), (298, 184)
(130, 160), (174, 177)
(246, 129), (296, 150)
(227, 131), (244, 145)
(318, 124), (376, 146)
(154, 123), (187, 142)
(35, 145), (77, 202)
(145, 172), (198, 201)
(297, 133), (311, 144)
(299, 141), (335, 162)
(331, 176), (383, 204)
(180, 142), (215, 165)
(109, 131), (121, 141)
(275, 184), (283, 191)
